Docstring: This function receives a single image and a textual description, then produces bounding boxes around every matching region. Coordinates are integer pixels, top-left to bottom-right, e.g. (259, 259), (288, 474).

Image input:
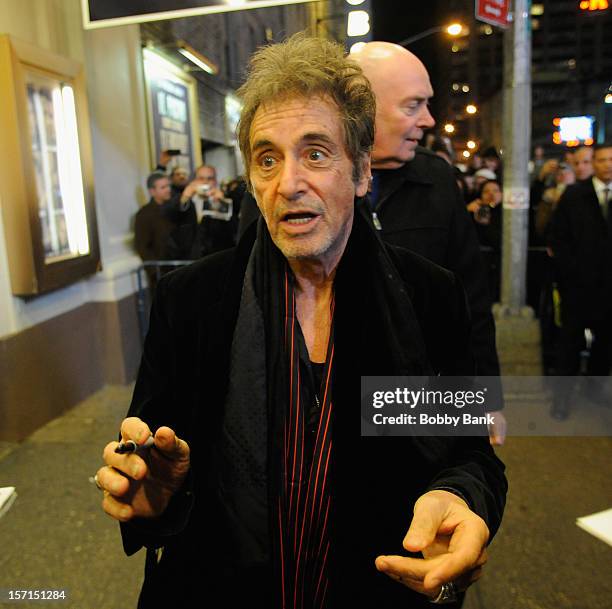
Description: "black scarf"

(214, 201), (433, 608)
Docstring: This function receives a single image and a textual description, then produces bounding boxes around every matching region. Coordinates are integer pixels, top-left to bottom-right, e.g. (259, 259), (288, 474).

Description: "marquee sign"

(82, 0), (320, 29)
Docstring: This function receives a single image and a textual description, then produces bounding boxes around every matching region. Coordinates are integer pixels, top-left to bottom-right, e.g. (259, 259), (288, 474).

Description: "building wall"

(0, 0), (150, 440)
(0, 1), (320, 441)
(141, 4), (316, 177)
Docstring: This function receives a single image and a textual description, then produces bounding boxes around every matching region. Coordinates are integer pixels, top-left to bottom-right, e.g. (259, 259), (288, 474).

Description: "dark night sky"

(371, 0), (462, 124)
(372, 1), (439, 44)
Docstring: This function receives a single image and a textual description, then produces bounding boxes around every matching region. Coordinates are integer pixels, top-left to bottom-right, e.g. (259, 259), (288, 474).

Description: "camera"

(476, 205), (491, 222)
(197, 184), (211, 197)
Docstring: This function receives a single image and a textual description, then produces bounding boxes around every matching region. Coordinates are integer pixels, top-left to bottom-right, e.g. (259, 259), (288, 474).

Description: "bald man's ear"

(355, 154), (371, 197)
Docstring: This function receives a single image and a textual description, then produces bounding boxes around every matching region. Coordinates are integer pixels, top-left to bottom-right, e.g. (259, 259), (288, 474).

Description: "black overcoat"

(550, 178), (612, 322)
(121, 216), (507, 609)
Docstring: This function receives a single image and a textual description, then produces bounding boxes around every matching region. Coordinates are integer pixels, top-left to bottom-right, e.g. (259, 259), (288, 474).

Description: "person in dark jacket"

(350, 41), (506, 444)
(96, 35), (506, 609)
(134, 173), (178, 289)
(467, 180), (503, 302)
(549, 143), (612, 419)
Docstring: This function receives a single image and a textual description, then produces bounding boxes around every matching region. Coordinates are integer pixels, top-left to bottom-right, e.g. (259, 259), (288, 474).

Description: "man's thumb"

(154, 427), (190, 459)
(403, 503), (439, 552)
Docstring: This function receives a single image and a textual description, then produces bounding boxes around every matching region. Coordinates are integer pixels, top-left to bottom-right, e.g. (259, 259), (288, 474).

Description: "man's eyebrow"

(302, 132), (337, 147)
(401, 96), (430, 104)
(251, 133), (338, 152)
(251, 139), (273, 153)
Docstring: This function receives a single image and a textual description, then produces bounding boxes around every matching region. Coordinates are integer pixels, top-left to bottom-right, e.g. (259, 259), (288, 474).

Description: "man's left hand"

(375, 490), (489, 599)
(209, 187), (225, 201)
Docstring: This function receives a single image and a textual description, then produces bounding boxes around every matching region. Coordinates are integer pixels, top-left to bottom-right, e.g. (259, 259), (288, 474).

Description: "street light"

(444, 123), (455, 134)
(347, 10), (371, 37)
(466, 104), (478, 115)
(177, 41), (218, 75)
(579, 0), (609, 10)
(399, 22), (464, 47)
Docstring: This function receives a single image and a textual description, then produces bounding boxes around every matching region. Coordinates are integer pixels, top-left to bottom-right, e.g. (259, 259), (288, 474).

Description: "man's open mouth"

(282, 211), (320, 225)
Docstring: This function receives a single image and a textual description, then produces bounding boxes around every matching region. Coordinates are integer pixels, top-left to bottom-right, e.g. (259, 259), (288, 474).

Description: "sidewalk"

(0, 385), (143, 609)
(0, 385), (611, 608)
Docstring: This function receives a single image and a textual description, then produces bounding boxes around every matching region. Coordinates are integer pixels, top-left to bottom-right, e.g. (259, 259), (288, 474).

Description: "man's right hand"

(538, 159), (559, 182)
(158, 150), (172, 168)
(180, 179), (206, 205)
(97, 417), (191, 522)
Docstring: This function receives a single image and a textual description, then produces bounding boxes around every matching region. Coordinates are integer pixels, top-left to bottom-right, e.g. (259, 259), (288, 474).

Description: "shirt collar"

(592, 176), (611, 193)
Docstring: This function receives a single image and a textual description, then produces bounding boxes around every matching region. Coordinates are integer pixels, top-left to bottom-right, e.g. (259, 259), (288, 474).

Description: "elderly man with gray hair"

(95, 35), (506, 609)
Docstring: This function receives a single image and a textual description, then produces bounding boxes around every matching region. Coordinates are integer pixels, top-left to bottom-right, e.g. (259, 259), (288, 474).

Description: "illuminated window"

(26, 73), (89, 262)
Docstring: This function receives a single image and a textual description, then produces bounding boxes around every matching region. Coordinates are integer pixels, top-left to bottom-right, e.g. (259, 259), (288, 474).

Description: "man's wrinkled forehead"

(249, 95), (343, 146)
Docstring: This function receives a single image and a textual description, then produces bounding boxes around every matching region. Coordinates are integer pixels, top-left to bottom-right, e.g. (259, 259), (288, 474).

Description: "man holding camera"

(180, 164), (235, 256)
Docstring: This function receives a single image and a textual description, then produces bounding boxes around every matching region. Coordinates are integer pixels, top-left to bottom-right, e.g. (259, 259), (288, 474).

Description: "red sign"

(475, 0), (510, 28)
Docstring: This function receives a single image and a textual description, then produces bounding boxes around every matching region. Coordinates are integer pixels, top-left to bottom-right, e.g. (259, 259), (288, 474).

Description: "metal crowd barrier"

(134, 248), (555, 349)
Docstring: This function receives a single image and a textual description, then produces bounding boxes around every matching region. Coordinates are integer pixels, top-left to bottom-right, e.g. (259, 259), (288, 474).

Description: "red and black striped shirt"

(278, 270), (334, 609)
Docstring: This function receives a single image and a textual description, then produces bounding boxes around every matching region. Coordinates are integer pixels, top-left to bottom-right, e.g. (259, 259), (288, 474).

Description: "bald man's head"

(351, 41), (435, 168)
(571, 146), (593, 181)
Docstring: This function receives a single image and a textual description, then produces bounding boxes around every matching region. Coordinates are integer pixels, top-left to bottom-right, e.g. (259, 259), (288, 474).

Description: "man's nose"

(419, 106), (435, 129)
(277, 158), (305, 200)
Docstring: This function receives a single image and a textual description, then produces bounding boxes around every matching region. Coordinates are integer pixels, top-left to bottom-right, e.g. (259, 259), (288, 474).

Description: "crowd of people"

(110, 31), (610, 608)
(134, 153), (246, 288)
(420, 127), (612, 423)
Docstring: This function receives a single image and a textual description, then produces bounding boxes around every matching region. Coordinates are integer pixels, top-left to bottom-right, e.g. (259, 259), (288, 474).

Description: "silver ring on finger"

(429, 581), (459, 605)
(92, 473), (103, 491)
